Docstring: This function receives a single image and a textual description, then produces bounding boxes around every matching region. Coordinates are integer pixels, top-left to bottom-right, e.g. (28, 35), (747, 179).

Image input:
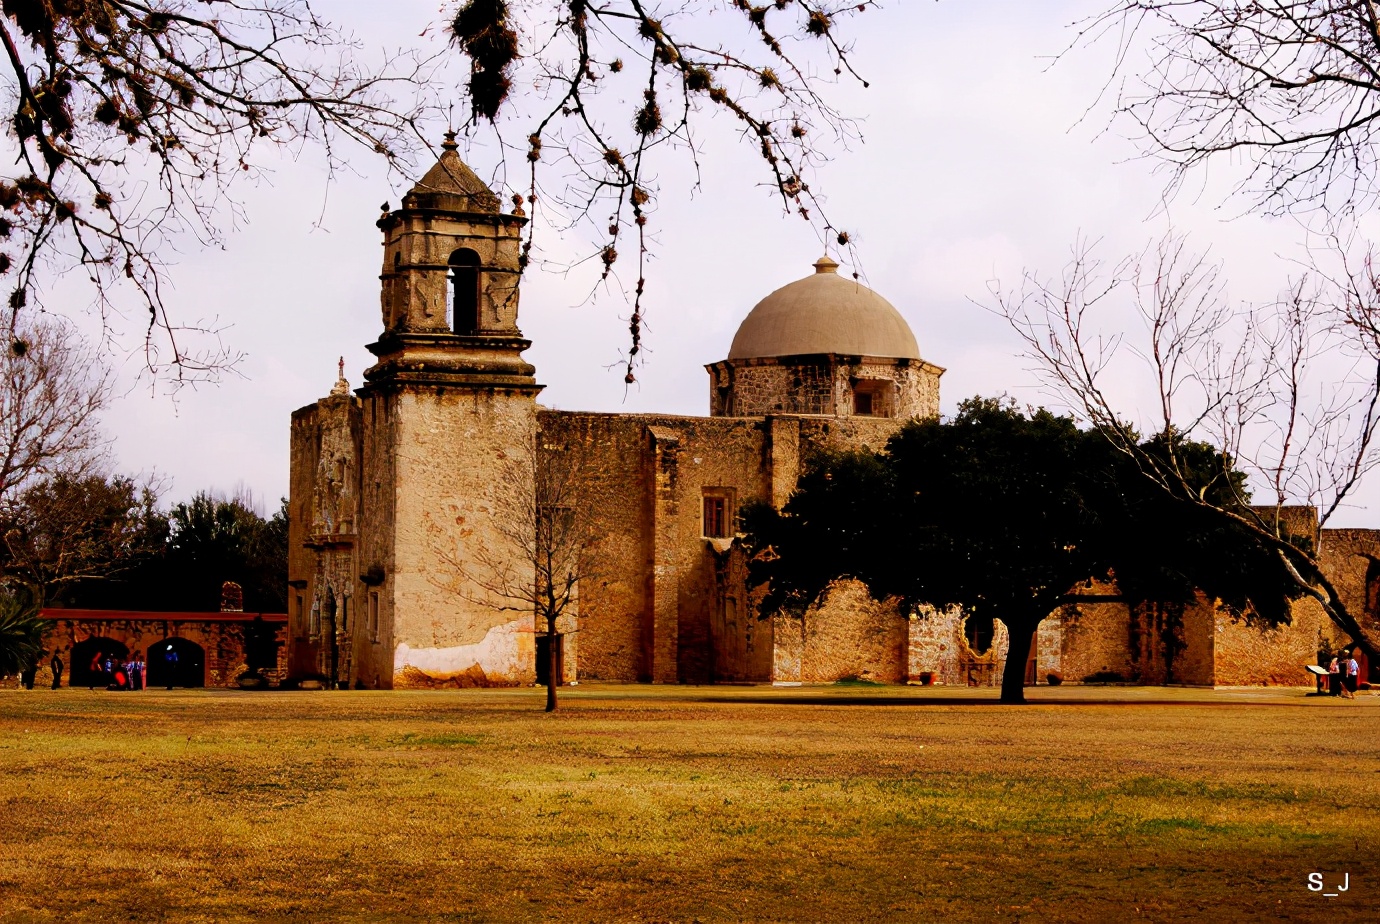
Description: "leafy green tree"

(157, 493), (288, 612)
(744, 399), (1310, 703)
(58, 490), (286, 613)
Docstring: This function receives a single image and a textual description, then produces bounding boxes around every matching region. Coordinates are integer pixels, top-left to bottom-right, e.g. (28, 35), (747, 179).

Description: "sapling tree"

(467, 429), (596, 711)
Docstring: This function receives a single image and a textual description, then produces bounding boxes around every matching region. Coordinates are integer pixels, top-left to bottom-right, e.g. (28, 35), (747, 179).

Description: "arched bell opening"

(449, 248), (482, 334)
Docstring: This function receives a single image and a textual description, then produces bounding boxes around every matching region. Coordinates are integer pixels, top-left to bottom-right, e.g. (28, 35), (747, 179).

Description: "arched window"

(146, 638), (206, 688)
(449, 248), (481, 334)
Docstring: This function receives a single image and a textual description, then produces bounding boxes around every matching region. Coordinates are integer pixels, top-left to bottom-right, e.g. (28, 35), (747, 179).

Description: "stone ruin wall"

(905, 605), (1010, 687)
(1320, 528), (1380, 646)
(1057, 599), (1138, 683)
(797, 580), (909, 683)
(1213, 597), (1328, 686)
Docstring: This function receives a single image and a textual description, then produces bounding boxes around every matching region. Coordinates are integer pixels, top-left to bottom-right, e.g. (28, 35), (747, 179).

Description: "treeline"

(0, 475), (287, 613)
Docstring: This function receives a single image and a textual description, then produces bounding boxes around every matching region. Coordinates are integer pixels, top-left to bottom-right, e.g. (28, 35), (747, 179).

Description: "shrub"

(1046, 672), (1063, 686)
(1082, 670), (1126, 684)
(0, 593), (48, 677)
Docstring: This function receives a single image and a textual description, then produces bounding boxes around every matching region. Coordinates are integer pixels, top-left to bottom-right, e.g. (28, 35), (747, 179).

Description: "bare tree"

(996, 231), (1380, 659)
(1085, 2), (1380, 217)
(0, 317), (111, 504)
(448, 0), (879, 381)
(467, 429), (597, 711)
(0, 471), (162, 604)
(0, 2), (434, 381)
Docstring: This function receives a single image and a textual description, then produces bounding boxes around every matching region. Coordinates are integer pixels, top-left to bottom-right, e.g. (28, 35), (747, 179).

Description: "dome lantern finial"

(442, 130), (458, 151)
(813, 254), (839, 275)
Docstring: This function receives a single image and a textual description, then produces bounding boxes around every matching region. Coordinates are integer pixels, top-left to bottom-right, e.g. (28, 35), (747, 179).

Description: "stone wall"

(798, 580), (908, 683)
(35, 614), (286, 688)
(533, 410), (914, 685)
(1320, 528), (1380, 647)
(709, 361), (832, 416)
(288, 388), (364, 685)
(538, 410), (774, 683)
(351, 389), (402, 689)
(1213, 598), (1328, 686)
(1058, 599), (1136, 682)
(707, 355), (942, 420)
(387, 388), (538, 688)
(908, 605), (965, 685)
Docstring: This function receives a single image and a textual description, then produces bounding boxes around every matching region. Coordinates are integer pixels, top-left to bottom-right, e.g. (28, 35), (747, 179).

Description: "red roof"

(41, 609), (288, 623)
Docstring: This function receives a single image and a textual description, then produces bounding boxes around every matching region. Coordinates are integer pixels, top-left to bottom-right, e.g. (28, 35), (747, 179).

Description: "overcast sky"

(74, 1), (1380, 525)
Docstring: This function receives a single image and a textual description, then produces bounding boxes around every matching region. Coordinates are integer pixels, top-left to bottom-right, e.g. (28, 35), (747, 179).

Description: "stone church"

(288, 141), (1380, 690)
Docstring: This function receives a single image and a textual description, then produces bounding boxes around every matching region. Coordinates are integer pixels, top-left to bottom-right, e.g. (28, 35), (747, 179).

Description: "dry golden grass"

(0, 684), (1377, 923)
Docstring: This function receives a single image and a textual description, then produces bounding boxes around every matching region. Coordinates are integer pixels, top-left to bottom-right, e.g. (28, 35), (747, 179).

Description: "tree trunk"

(545, 613), (558, 713)
(1000, 620), (1037, 704)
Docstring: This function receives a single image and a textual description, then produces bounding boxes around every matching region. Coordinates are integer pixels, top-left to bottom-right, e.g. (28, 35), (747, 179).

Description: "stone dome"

(727, 257), (920, 360)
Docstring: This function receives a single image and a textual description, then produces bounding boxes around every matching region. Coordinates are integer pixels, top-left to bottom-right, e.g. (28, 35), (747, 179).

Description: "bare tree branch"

(0, 2), (439, 383)
(994, 230), (1380, 656)
(450, 0), (879, 382)
(1084, 1), (1380, 218)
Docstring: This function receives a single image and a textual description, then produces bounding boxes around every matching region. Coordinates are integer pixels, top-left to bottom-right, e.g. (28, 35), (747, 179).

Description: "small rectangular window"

(369, 592), (380, 643)
(702, 490), (734, 538)
(852, 379), (894, 417)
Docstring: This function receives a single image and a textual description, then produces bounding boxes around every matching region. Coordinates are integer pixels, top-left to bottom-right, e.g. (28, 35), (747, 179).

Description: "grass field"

(0, 684), (1377, 923)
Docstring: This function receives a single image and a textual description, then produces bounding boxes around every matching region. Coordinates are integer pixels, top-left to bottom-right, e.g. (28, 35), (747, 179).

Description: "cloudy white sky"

(70, 1), (1380, 524)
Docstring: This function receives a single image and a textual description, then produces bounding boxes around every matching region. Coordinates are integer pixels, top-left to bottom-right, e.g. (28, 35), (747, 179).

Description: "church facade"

(287, 143), (1379, 690)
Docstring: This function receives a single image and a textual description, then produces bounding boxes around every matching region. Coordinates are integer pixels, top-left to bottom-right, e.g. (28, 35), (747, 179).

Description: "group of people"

(92, 653), (149, 691)
(9, 644), (183, 691)
(1327, 649), (1363, 698)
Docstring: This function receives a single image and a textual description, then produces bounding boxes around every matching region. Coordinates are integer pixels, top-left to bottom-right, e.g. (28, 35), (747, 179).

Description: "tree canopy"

(3, 484), (288, 613)
(742, 398), (1311, 703)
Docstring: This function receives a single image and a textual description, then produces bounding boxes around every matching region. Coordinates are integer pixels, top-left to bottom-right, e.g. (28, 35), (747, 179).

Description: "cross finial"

(330, 356), (350, 396)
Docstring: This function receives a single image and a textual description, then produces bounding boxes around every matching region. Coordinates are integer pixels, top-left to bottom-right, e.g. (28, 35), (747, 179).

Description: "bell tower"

(369, 132), (538, 389)
(354, 136), (542, 689)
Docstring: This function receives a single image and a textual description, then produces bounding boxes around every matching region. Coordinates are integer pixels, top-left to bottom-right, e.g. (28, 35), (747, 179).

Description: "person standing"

(50, 651), (63, 690)
(1345, 649), (1362, 699)
(163, 643), (178, 690)
(1328, 652), (1342, 697)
